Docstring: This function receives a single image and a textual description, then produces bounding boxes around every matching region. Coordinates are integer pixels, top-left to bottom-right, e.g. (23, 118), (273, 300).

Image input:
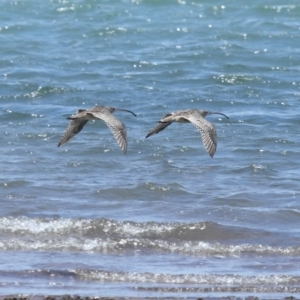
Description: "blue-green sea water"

(0, 0), (300, 298)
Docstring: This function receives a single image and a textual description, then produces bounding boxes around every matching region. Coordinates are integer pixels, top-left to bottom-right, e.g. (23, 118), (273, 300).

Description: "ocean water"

(0, 0), (300, 298)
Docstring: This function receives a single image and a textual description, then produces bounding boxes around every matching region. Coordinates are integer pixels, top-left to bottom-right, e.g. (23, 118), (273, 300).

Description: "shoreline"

(0, 296), (297, 300)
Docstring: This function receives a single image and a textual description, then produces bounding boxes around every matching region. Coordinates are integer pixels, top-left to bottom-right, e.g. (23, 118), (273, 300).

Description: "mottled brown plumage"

(58, 106), (136, 154)
(146, 109), (229, 157)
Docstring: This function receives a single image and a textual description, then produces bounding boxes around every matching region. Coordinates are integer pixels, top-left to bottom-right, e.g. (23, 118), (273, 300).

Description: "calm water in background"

(0, 0), (300, 298)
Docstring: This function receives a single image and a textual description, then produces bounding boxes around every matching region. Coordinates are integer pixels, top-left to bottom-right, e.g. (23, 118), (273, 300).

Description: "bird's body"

(146, 109), (229, 157)
(58, 106), (136, 153)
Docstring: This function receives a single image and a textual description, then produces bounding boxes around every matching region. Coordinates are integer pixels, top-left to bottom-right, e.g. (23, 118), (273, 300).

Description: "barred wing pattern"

(146, 122), (172, 138)
(58, 119), (89, 147)
(90, 112), (128, 154)
(184, 114), (217, 158)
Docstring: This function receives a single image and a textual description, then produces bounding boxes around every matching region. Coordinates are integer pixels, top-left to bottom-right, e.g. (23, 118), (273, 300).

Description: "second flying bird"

(146, 109), (229, 157)
(58, 106), (136, 154)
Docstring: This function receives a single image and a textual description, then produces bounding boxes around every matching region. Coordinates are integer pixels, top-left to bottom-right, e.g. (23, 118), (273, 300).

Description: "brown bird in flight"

(146, 109), (229, 157)
(58, 106), (136, 154)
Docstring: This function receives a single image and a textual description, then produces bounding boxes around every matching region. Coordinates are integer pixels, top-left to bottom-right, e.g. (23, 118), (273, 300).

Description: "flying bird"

(58, 106), (136, 154)
(146, 109), (229, 157)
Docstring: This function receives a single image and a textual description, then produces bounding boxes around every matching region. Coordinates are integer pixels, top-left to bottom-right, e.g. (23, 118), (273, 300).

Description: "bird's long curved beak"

(208, 111), (229, 119)
(115, 108), (137, 117)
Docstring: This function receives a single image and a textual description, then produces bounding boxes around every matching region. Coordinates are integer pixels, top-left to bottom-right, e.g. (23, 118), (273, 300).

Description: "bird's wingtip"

(58, 140), (65, 147)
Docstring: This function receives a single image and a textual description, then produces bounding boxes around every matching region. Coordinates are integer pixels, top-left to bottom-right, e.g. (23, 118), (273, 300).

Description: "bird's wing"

(146, 122), (172, 138)
(183, 114), (217, 157)
(146, 113), (173, 138)
(58, 119), (89, 147)
(90, 112), (127, 154)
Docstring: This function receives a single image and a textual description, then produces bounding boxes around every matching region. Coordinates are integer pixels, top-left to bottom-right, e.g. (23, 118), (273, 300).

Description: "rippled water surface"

(0, 0), (300, 298)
